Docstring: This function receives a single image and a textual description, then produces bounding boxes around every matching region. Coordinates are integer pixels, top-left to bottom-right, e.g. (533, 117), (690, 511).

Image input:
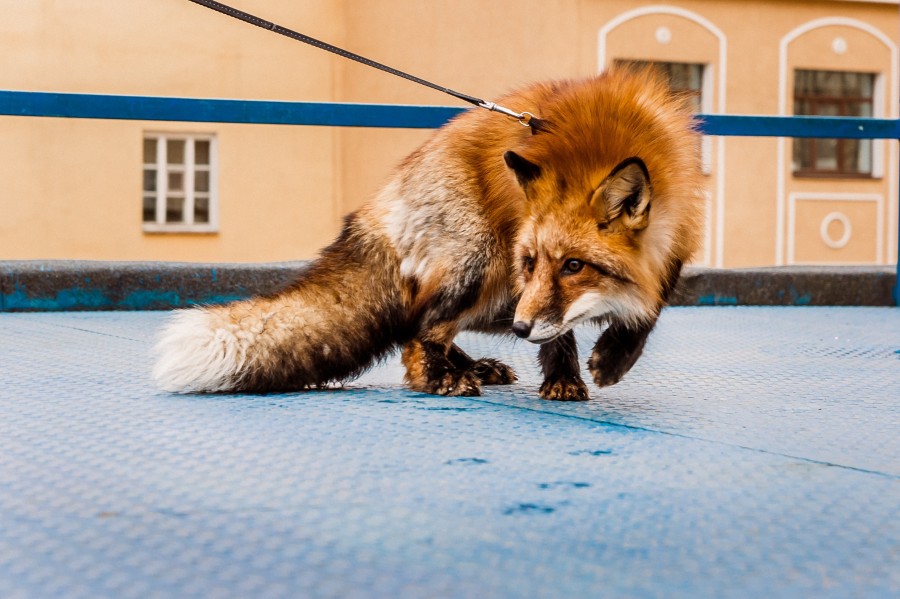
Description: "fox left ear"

(504, 151), (541, 189)
(591, 157), (651, 231)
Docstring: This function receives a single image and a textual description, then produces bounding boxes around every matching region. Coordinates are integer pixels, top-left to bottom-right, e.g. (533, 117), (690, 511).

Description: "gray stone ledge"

(0, 261), (896, 311)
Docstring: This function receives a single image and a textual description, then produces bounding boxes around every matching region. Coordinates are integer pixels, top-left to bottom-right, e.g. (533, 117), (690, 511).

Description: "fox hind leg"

(402, 336), (482, 397)
(447, 344), (516, 385)
(538, 331), (589, 401)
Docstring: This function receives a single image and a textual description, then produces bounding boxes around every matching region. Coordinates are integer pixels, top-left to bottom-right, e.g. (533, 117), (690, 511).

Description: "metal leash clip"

(479, 102), (537, 127)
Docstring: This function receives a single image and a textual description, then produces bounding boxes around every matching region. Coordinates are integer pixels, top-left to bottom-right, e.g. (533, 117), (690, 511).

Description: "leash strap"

(187, 0), (538, 127)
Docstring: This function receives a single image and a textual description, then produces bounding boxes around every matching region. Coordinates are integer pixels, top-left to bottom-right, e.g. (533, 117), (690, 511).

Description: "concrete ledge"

(0, 261), (896, 311)
(673, 265), (897, 307)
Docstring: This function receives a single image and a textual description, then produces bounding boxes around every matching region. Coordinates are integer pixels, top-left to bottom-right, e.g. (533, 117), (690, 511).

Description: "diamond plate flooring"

(1, 307), (898, 598)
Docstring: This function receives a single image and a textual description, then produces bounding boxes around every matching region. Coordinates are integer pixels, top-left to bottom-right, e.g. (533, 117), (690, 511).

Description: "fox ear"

(591, 157), (651, 231)
(504, 151), (541, 188)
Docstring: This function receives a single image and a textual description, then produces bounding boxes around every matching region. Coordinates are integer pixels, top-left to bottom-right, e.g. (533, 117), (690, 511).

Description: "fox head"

(502, 69), (704, 343)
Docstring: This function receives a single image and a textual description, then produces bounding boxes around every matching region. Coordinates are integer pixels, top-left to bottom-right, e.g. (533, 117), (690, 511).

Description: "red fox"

(153, 68), (704, 400)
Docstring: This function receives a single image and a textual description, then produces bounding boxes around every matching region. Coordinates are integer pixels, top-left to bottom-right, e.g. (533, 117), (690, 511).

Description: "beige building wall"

(1, 0), (897, 266)
(1, 0), (346, 262)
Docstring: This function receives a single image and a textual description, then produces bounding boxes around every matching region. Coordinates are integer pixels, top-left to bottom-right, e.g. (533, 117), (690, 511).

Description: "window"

(616, 60), (704, 113)
(793, 70), (874, 177)
(143, 133), (217, 232)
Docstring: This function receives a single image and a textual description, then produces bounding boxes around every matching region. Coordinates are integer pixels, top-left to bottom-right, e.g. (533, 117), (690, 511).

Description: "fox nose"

(511, 321), (532, 339)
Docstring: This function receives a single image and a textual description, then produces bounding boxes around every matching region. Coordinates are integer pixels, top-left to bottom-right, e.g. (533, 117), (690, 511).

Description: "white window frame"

(142, 132), (219, 233)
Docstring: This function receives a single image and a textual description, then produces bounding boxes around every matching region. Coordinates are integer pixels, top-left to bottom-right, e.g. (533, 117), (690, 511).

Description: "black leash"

(187, 0), (540, 128)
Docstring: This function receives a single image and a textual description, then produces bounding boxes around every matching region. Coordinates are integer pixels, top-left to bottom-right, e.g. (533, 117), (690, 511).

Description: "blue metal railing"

(3, 90), (900, 138)
(1, 89), (898, 305)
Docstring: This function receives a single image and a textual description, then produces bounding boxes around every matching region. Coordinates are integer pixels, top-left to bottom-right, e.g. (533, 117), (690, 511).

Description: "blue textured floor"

(1, 307), (898, 599)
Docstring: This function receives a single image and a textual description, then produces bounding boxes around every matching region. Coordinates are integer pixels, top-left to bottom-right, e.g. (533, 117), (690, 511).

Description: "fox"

(153, 67), (704, 401)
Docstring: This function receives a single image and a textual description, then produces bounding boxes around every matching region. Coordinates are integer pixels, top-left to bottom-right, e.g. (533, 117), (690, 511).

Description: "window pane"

(143, 138), (157, 164)
(194, 170), (209, 192)
(667, 63), (703, 92)
(793, 139), (812, 171)
(194, 196), (210, 224)
(167, 139), (185, 164)
(143, 196), (156, 223)
(795, 70), (813, 94)
(843, 139), (872, 173)
(859, 74), (873, 98)
(816, 102), (840, 118)
(143, 169), (157, 192)
(819, 71), (842, 96)
(814, 138), (838, 170)
(166, 196), (184, 223)
(168, 172), (184, 192)
(796, 69), (874, 99)
(195, 140), (210, 165)
(847, 101), (872, 118)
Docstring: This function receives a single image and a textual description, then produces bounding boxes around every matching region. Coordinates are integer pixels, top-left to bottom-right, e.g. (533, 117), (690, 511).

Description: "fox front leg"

(538, 331), (589, 401)
(588, 319), (654, 387)
(589, 257), (683, 388)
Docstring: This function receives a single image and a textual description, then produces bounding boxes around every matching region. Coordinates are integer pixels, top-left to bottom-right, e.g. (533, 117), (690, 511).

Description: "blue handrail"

(3, 90), (900, 138)
(1, 89), (898, 305)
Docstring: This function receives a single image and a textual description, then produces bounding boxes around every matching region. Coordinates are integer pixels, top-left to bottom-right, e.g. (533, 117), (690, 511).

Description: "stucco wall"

(1, 0), (897, 266)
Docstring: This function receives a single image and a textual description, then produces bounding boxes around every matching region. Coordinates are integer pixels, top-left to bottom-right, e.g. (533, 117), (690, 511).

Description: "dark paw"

(420, 369), (482, 397)
(588, 350), (633, 388)
(589, 322), (651, 388)
(469, 358), (517, 385)
(539, 377), (589, 401)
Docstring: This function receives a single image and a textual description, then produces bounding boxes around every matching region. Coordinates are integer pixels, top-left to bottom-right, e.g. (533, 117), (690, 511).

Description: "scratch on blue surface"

(790, 286), (812, 305)
(445, 458), (489, 465)
(537, 482), (591, 489)
(503, 503), (556, 515)
(121, 290), (182, 309)
(0, 288), (248, 311)
(697, 294), (738, 306)
(2, 288), (112, 311)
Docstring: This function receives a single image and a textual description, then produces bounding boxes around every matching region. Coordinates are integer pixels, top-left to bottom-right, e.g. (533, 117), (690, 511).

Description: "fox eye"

(562, 259), (584, 274)
(522, 256), (535, 273)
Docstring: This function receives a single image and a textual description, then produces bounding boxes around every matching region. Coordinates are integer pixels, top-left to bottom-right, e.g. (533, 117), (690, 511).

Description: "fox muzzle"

(511, 321), (532, 339)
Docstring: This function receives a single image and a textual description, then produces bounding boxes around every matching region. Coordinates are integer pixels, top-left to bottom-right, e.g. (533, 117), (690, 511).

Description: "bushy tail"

(153, 229), (407, 393)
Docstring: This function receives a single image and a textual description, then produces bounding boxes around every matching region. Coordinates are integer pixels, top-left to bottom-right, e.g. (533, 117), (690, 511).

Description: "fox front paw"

(588, 322), (652, 388)
(588, 349), (636, 388)
(469, 358), (517, 385)
(539, 376), (589, 401)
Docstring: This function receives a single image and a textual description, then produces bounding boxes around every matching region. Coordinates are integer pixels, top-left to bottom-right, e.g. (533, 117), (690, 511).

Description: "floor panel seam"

(465, 396), (900, 480)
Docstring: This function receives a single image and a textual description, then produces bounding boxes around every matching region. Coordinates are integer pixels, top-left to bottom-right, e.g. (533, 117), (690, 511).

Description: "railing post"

(896, 142), (900, 306)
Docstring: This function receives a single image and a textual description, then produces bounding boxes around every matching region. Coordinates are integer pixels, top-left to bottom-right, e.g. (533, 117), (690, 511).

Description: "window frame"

(142, 132), (219, 233)
(792, 69), (876, 179)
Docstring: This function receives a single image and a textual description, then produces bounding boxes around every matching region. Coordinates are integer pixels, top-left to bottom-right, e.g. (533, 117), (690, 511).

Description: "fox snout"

(510, 318), (564, 344)
(510, 316), (568, 344)
(511, 320), (533, 339)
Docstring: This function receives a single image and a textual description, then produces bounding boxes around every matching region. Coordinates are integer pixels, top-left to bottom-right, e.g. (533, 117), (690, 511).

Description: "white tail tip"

(152, 308), (245, 393)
